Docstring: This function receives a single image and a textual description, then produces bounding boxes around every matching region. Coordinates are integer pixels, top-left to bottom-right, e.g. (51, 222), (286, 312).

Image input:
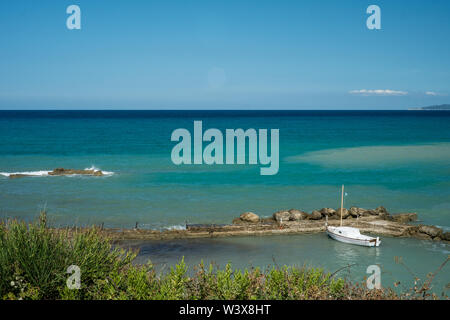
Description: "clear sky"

(0, 0), (449, 109)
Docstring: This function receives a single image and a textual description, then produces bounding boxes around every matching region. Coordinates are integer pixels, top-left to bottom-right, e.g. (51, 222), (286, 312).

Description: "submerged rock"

(9, 174), (31, 179)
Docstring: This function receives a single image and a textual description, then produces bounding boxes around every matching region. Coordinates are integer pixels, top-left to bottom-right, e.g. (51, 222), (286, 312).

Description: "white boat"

(326, 185), (381, 247)
(326, 226), (380, 247)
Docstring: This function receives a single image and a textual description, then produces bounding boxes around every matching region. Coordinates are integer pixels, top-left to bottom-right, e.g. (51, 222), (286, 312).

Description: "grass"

(0, 212), (446, 300)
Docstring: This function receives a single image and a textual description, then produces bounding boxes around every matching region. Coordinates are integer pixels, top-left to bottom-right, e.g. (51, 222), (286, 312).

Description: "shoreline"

(51, 208), (450, 244)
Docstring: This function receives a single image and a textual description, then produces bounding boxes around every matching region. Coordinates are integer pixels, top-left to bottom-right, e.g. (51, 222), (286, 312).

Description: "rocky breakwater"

(83, 206), (449, 242)
(230, 206), (449, 243)
(9, 168), (104, 178)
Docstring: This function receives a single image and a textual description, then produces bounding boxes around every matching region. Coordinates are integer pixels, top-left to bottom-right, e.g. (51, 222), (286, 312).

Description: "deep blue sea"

(1, 110), (449, 292)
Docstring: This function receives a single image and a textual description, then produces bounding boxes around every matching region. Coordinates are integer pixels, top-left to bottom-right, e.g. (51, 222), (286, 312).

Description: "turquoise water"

(1, 111), (449, 229)
(0, 110), (449, 291)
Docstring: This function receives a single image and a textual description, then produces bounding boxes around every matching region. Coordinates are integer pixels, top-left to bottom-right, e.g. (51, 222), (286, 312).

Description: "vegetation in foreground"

(0, 213), (446, 300)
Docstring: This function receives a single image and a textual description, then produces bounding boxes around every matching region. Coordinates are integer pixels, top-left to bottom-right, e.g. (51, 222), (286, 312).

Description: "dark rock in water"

(48, 168), (103, 176)
(391, 213), (418, 223)
(320, 208), (336, 217)
(8, 168), (104, 178)
(419, 225), (442, 238)
(335, 208), (349, 219)
(288, 209), (309, 221)
(9, 174), (31, 179)
(442, 232), (450, 241)
(239, 212), (260, 223)
(309, 210), (322, 220)
(273, 210), (290, 222)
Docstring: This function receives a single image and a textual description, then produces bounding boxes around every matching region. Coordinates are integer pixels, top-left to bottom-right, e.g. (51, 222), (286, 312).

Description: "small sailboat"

(326, 185), (381, 247)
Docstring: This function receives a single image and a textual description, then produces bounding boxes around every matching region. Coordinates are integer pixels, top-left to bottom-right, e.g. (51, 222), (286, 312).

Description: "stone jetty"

(74, 206), (449, 243)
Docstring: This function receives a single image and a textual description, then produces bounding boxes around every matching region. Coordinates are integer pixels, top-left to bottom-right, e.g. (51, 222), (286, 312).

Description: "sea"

(0, 110), (449, 293)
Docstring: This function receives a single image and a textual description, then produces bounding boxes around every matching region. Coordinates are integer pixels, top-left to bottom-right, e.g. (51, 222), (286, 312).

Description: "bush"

(0, 212), (135, 299)
(2, 213), (442, 300)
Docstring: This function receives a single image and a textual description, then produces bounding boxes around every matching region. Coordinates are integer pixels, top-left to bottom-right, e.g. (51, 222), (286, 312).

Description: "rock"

(239, 212), (260, 223)
(348, 207), (364, 218)
(416, 233), (432, 240)
(48, 168), (103, 176)
(391, 213), (418, 223)
(335, 208), (349, 219)
(288, 209), (309, 221)
(309, 210), (322, 220)
(375, 206), (390, 219)
(366, 209), (378, 216)
(441, 232), (450, 241)
(232, 217), (244, 225)
(375, 206), (388, 214)
(419, 225), (442, 238)
(348, 207), (371, 217)
(9, 174), (31, 179)
(273, 210), (290, 222)
(320, 208), (336, 217)
(261, 217), (276, 224)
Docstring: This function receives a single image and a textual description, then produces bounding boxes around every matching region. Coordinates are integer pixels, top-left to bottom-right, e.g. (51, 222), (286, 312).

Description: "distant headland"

(408, 104), (450, 110)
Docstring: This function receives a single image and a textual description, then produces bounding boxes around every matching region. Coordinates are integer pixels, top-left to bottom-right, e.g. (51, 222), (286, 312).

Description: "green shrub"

(2, 213), (436, 300)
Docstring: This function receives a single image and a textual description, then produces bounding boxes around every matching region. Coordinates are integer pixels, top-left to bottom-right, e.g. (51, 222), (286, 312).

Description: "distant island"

(408, 104), (450, 110)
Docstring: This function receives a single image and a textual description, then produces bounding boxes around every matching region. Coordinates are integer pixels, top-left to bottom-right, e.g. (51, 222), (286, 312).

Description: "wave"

(0, 170), (50, 177)
(84, 166), (114, 176)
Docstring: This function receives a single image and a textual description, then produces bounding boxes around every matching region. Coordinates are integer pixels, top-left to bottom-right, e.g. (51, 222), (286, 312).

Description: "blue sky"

(0, 0), (449, 109)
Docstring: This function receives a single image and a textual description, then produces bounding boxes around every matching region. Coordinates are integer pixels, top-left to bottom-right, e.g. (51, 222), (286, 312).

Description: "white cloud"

(425, 91), (447, 96)
(349, 89), (408, 96)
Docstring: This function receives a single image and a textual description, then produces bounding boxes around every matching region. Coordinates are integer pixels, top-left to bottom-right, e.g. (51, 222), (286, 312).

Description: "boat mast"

(340, 184), (344, 226)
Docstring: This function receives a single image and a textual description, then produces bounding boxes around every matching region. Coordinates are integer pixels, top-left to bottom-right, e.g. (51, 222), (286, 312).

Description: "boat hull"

(326, 228), (380, 247)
